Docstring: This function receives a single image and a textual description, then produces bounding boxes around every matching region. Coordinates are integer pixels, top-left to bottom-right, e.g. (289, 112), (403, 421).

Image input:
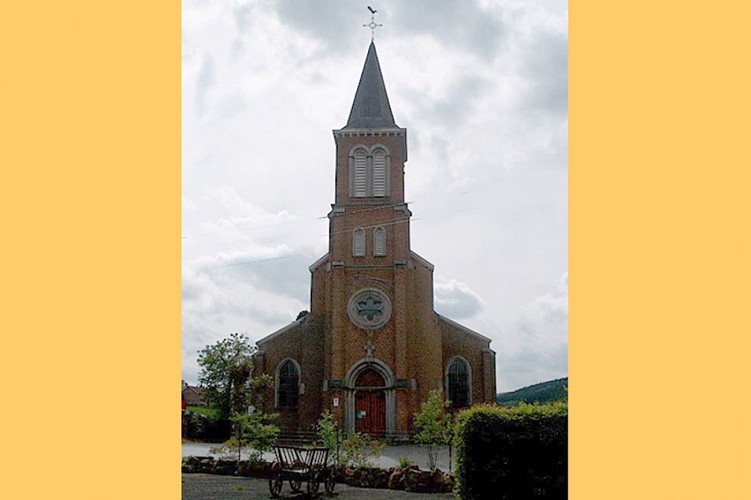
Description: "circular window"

(347, 288), (392, 330)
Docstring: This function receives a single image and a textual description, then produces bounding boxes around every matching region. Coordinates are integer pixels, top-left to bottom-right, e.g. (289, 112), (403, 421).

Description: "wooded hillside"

(496, 377), (568, 405)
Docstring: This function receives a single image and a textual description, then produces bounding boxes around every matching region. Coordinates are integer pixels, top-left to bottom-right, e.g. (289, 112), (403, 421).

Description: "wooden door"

(354, 368), (386, 436)
(355, 390), (385, 435)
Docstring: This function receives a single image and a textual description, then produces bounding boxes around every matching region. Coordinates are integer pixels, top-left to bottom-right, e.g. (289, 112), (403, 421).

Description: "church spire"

(344, 42), (398, 129)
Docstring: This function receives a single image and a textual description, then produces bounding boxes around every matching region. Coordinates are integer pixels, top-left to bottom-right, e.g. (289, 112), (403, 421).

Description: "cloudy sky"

(182, 0), (568, 393)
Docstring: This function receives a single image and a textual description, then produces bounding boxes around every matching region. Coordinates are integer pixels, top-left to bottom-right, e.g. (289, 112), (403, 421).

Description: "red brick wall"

(254, 127), (495, 433)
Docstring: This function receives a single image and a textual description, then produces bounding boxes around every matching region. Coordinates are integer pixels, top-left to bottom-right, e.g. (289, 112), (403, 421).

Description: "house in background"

(182, 384), (206, 407)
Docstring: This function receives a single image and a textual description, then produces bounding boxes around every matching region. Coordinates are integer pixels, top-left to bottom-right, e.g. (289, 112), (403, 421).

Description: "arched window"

(373, 227), (386, 256)
(353, 227), (366, 256)
(349, 145), (390, 198)
(372, 148), (387, 197)
(277, 359), (299, 408)
(353, 149), (367, 197)
(447, 357), (471, 408)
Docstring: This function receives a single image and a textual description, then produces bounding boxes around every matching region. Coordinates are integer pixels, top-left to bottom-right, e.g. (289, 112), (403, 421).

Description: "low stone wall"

(182, 456), (454, 493)
(182, 456), (273, 478)
(342, 465), (454, 493)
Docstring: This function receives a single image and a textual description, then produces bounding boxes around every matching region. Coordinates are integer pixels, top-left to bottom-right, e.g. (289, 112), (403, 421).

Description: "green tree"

(197, 333), (256, 420)
(316, 410), (339, 465)
(209, 409), (279, 465)
(414, 390), (454, 470)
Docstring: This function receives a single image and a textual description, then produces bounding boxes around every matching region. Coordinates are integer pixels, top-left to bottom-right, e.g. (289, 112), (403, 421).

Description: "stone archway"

(344, 358), (395, 436)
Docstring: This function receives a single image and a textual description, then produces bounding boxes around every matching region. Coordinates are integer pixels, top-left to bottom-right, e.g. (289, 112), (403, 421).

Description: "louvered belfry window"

(372, 149), (386, 197)
(277, 359), (299, 408)
(353, 227), (366, 256)
(373, 227), (386, 256)
(448, 358), (470, 408)
(354, 149), (368, 197)
(350, 146), (388, 198)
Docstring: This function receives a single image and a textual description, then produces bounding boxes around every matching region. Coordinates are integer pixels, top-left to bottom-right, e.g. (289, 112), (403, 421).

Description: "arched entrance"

(354, 368), (386, 435)
(344, 358), (396, 435)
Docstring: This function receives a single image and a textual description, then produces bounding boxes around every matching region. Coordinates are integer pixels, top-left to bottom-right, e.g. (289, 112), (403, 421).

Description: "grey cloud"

(272, 0), (364, 51)
(398, 75), (489, 135)
(218, 93), (248, 119)
(182, 278), (202, 302)
(230, 2), (254, 59)
(389, 0), (506, 61)
(195, 55), (215, 116)
(426, 75), (489, 126)
(238, 301), (295, 326)
(520, 29), (568, 116)
(195, 251), (312, 304)
(235, 253), (312, 303)
(496, 272), (568, 390)
(434, 279), (485, 319)
(496, 340), (567, 392)
(530, 271), (568, 326)
(270, 0), (505, 60)
(234, 2), (252, 34)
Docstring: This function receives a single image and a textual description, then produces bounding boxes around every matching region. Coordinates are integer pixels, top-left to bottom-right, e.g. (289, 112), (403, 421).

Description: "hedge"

(454, 402), (567, 499)
(181, 410), (231, 441)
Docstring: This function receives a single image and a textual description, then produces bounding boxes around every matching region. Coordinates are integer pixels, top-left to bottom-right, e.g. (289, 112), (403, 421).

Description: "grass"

(186, 405), (220, 418)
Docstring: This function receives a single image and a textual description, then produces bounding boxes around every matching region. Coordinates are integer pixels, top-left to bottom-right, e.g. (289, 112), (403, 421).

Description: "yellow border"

(2, 2), (180, 498)
(4, 1), (751, 498)
(571, 1), (751, 498)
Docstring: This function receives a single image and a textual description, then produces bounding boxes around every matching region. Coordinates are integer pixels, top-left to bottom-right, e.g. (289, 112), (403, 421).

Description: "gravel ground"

(182, 473), (456, 500)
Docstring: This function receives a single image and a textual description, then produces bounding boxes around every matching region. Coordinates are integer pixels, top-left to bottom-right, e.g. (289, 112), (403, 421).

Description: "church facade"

(254, 42), (496, 435)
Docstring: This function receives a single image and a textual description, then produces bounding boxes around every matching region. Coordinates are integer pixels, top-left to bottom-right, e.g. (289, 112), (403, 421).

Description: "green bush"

(413, 390), (453, 470)
(340, 432), (386, 468)
(455, 402), (567, 500)
(209, 410), (279, 466)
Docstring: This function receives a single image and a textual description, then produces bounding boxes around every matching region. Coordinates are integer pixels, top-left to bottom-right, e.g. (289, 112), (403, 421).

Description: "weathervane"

(363, 6), (382, 41)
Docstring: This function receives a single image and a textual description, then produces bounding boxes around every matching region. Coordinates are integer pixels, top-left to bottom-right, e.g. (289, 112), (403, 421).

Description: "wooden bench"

(268, 444), (335, 497)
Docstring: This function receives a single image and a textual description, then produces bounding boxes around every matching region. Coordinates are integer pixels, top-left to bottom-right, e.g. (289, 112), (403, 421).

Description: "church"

(254, 42), (496, 436)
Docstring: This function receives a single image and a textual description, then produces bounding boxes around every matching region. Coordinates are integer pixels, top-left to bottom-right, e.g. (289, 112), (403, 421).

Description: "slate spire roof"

(344, 42), (399, 129)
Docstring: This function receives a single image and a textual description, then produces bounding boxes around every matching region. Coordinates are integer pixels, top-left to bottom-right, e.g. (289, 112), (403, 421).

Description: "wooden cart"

(268, 445), (336, 497)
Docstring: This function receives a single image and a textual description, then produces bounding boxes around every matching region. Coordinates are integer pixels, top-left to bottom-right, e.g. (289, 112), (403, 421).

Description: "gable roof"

(255, 316), (306, 346)
(437, 314), (493, 343)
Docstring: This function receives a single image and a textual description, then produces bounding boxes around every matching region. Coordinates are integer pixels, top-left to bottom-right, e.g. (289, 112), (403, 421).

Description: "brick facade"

(255, 42), (495, 434)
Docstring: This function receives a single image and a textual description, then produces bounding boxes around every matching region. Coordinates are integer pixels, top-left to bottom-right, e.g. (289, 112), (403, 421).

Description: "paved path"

(182, 443), (455, 473)
(182, 473), (455, 499)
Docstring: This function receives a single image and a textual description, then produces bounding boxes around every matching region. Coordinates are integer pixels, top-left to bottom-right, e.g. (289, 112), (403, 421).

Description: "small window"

(353, 227), (366, 256)
(373, 227), (386, 256)
(277, 359), (299, 408)
(447, 357), (471, 408)
(353, 149), (367, 197)
(372, 149), (386, 197)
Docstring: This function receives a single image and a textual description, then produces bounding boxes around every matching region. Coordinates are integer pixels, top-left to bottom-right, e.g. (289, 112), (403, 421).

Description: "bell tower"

(329, 41), (411, 266)
(316, 41), (432, 433)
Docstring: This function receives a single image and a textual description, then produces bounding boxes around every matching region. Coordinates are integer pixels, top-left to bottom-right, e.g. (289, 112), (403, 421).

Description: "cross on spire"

(363, 7), (382, 42)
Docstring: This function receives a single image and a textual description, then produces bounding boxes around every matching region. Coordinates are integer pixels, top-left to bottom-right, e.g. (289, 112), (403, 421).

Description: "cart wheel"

(307, 473), (320, 495)
(289, 478), (302, 492)
(269, 474), (282, 498)
(325, 473), (336, 494)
